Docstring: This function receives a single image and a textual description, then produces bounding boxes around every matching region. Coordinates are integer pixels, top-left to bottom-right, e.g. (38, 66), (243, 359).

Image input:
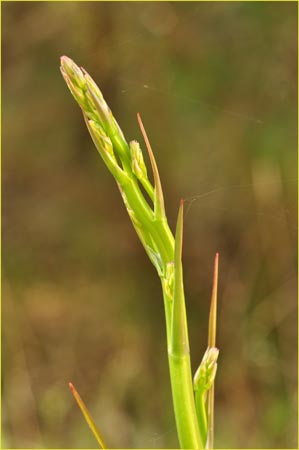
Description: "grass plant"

(60, 56), (219, 449)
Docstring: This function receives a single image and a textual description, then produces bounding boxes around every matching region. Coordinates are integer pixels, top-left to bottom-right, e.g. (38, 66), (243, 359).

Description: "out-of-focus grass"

(2, 2), (297, 448)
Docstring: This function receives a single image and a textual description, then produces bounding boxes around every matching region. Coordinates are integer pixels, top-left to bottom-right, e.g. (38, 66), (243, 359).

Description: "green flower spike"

(60, 56), (220, 449)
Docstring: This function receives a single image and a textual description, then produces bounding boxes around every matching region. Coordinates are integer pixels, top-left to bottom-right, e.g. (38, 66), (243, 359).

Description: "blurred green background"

(2, 2), (297, 448)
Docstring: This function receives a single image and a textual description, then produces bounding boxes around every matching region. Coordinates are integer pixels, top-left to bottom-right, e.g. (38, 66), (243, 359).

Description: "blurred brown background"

(2, 2), (297, 448)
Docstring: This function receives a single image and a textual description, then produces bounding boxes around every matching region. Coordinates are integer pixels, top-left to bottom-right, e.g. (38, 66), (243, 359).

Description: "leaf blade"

(69, 382), (107, 449)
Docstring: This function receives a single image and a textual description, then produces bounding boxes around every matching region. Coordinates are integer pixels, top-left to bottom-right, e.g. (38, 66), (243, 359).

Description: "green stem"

(161, 285), (173, 344)
(206, 384), (215, 449)
(167, 201), (203, 449)
(195, 390), (207, 447)
(168, 353), (203, 449)
(139, 177), (154, 202)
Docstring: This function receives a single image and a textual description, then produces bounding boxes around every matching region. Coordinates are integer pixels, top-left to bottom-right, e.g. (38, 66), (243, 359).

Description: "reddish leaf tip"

(136, 113), (144, 135)
(214, 253), (219, 276)
(68, 382), (75, 392)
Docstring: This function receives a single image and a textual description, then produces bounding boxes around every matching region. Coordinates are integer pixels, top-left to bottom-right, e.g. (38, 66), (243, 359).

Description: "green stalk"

(195, 389), (207, 444)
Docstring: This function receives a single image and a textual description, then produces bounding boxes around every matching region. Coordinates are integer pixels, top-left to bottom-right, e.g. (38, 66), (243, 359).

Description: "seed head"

(130, 140), (148, 181)
(194, 347), (219, 392)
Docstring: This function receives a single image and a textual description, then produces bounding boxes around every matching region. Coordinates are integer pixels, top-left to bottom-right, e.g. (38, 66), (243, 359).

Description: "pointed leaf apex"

(213, 252), (219, 292)
(170, 201), (189, 356)
(68, 382), (107, 449)
(208, 252), (219, 349)
(137, 113), (166, 220)
(175, 200), (184, 259)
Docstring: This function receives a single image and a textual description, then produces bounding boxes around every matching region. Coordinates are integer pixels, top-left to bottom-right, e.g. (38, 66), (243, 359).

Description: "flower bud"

(60, 56), (86, 90)
(194, 347), (219, 392)
(130, 140), (148, 181)
(88, 121), (114, 158)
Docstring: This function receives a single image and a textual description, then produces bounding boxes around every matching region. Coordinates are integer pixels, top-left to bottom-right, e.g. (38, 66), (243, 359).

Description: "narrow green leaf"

(206, 252), (219, 449)
(167, 200), (203, 448)
(170, 200), (189, 356)
(69, 382), (107, 449)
